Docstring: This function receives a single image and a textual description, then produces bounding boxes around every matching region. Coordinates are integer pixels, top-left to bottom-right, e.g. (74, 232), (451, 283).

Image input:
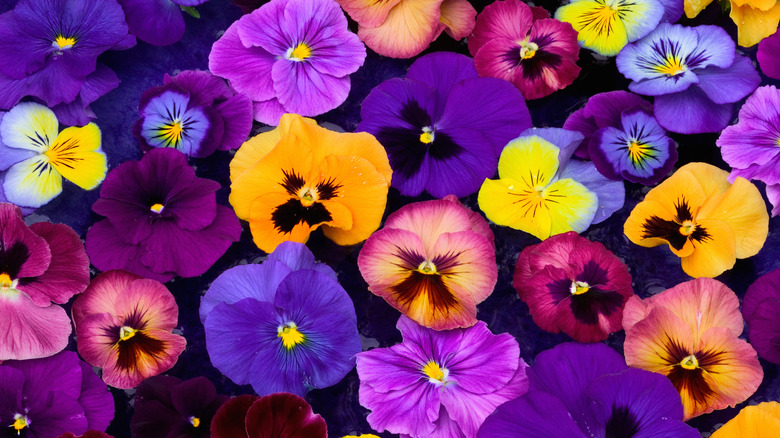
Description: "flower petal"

(0, 102), (57, 153)
(0, 293), (71, 360)
(47, 123), (107, 190)
(358, 0), (443, 58)
(3, 154), (63, 208)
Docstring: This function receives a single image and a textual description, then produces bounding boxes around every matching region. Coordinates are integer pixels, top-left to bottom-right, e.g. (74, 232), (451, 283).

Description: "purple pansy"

(477, 343), (699, 438)
(717, 86), (780, 216)
(0, 0), (134, 125)
(85, 148), (241, 282)
(131, 376), (229, 438)
(758, 31), (780, 80)
(0, 351), (114, 438)
(743, 267), (780, 364)
(356, 316), (529, 438)
(356, 52), (532, 198)
(617, 23), (760, 134)
(133, 70), (252, 157)
(200, 241), (361, 397)
(209, 0), (366, 125)
(118, 0), (210, 46)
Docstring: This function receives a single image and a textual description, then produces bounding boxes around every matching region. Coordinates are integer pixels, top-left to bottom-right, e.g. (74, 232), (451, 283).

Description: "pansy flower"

(72, 270), (187, 389)
(0, 0), (133, 124)
(210, 394), (327, 438)
(687, 0), (780, 47)
(209, 0), (365, 125)
(478, 128), (624, 240)
(200, 242), (361, 396)
(758, 32), (780, 79)
(617, 23), (761, 134)
(0, 102), (107, 209)
(478, 342), (699, 438)
(229, 113), (391, 253)
(337, 0), (476, 58)
(133, 70), (252, 158)
(742, 267), (780, 364)
(358, 196), (497, 330)
(131, 376), (229, 438)
(624, 162), (768, 278)
(358, 52), (531, 198)
(710, 402), (780, 437)
(356, 316), (528, 438)
(469, 0), (581, 100)
(554, 0), (664, 56)
(0, 203), (90, 361)
(513, 232), (633, 342)
(86, 148), (241, 282)
(118, 0), (209, 46)
(717, 86), (780, 216)
(622, 278), (764, 419)
(0, 351), (114, 438)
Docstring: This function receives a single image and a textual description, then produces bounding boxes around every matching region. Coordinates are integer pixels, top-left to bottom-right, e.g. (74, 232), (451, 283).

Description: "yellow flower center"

(422, 361), (448, 384)
(286, 43), (312, 61)
(159, 120), (184, 147)
(519, 39), (539, 60)
(53, 35), (76, 50)
(656, 55), (687, 77)
(417, 260), (437, 275)
(680, 354), (699, 370)
(298, 188), (317, 207)
(278, 322), (305, 350)
(189, 416), (201, 428)
(13, 414), (29, 433)
(0, 273), (14, 289)
(570, 281), (590, 295)
(420, 126), (434, 144)
(150, 203), (165, 214)
(679, 220), (696, 236)
(119, 326), (137, 341)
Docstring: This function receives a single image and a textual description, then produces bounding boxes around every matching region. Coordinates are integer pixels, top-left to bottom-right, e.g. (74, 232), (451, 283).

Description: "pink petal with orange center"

(469, 0), (534, 56)
(384, 198), (474, 255)
(72, 270), (142, 327)
(113, 278), (180, 332)
(100, 328), (187, 390)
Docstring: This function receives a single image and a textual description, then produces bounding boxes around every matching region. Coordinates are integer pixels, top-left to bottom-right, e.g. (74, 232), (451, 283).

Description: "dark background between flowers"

(10, 0), (780, 436)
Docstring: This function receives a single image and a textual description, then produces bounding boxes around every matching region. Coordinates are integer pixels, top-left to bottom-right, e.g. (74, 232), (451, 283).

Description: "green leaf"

(180, 5), (201, 18)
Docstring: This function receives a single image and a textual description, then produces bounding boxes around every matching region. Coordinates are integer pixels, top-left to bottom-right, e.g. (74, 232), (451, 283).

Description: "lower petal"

(102, 328), (186, 389)
(272, 62), (349, 117)
(0, 293), (71, 360)
(654, 86), (733, 134)
(48, 124), (107, 190)
(3, 155), (63, 208)
(679, 219), (736, 278)
(358, 0), (442, 58)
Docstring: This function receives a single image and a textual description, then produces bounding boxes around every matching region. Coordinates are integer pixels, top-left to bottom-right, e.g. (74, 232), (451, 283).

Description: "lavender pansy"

(200, 241), (361, 396)
(118, 0), (210, 46)
(133, 70), (252, 157)
(743, 267), (780, 364)
(356, 316), (529, 438)
(0, 351), (114, 438)
(356, 52), (532, 198)
(617, 23), (760, 134)
(478, 343), (699, 438)
(209, 0), (366, 125)
(86, 148), (241, 282)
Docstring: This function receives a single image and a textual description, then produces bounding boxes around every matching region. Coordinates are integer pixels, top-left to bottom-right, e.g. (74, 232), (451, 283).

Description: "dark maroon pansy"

(211, 393), (327, 438)
(743, 267), (780, 364)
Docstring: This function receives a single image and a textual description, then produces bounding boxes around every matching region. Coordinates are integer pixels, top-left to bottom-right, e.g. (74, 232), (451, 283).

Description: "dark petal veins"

(569, 287), (625, 324)
(280, 170), (306, 197)
(640, 197), (710, 250)
(394, 247), (426, 270)
(604, 405), (640, 438)
(577, 260), (609, 286)
(431, 250), (465, 272)
(666, 366), (715, 406)
(116, 331), (168, 372)
(271, 199), (332, 234)
(316, 177), (342, 201)
(547, 277), (573, 304)
(522, 51), (562, 81)
(0, 242), (30, 280)
(392, 272), (459, 314)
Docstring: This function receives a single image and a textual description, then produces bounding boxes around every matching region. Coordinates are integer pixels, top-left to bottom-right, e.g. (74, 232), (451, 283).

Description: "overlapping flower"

(743, 267), (780, 364)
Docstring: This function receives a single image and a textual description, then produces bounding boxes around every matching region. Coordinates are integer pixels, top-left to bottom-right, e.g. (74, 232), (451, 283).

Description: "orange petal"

(321, 129), (393, 184)
(685, 0), (715, 18)
(682, 162), (731, 198)
(623, 199), (695, 257)
(679, 218), (736, 278)
(711, 402), (780, 438)
(729, 2), (780, 47)
(247, 191), (318, 253)
(338, 0), (402, 28)
(624, 306), (695, 374)
(358, 0), (444, 58)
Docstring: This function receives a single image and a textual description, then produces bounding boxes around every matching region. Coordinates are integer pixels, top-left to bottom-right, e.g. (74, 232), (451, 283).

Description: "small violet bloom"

(0, 203), (90, 361)
(0, 351), (114, 438)
(617, 23), (761, 134)
(478, 342), (699, 438)
(133, 70), (253, 158)
(0, 0), (133, 125)
(86, 148), (241, 282)
(229, 114), (391, 253)
(0, 102), (108, 209)
(118, 0), (210, 46)
(357, 52), (531, 198)
(337, 0), (476, 58)
(624, 163), (768, 278)
(743, 267), (780, 364)
(209, 0), (366, 125)
(710, 402), (780, 437)
(200, 242), (362, 396)
(72, 270), (187, 389)
(131, 376), (229, 438)
(717, 86), (780, 216)
(356, 316), (528, 438)
(358, 195), (497, 330)
(469, 0), (581, 100)
(478, 128), (625, 241)
(623, 278), (764, 419)
(210, 394), (327, 438)
(513, 231), (633, 343)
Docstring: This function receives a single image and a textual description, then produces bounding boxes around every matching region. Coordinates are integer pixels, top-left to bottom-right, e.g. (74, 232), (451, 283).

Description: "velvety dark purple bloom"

(617, 23), (760, 134)
(0, 0), (133, 125)
(758, 30), (780, 80)
(118, 0), (210, 46)
(477, 343), (699, 438)
(210, 394), (327, 438)
(131, 376), (229, 438)
(743, 267), (780, 364)
(356, 52), (531, 198)
(209, 0), (366, 125)
(0, 351), (114, 438)
(200, 241), (361, 396)
(132, 70), (252, 157)
(356, 316), (528, 438)
(717, 85), (780, 216)
(85, 148), (241, 282)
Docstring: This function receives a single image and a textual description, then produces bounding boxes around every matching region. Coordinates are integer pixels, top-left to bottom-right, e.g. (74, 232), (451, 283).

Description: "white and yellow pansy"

(0, 102), (107, 208)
